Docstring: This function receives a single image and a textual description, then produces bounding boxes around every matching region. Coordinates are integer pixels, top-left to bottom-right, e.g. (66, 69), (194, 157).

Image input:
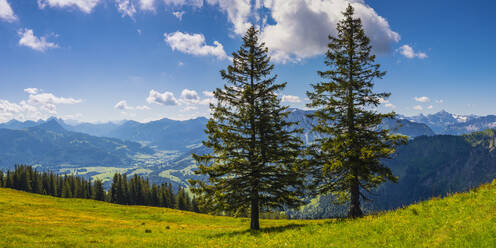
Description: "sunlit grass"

(1, 181), (495, 247)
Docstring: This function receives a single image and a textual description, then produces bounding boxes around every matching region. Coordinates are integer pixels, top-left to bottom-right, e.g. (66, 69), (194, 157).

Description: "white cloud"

(114, 100), (131, 110)
(413, 105), (423, 111)
(206, 0), (251, 35)
(146, 89), (179, 105)
(398, 45), (428, 59)
(178, 61), (184, 66)
(18, 28), (59, 52)
(427, 105), (433, 110)
(37, 0), (100, 13)
(202, 90), (214, 97)
(164, 31), (230, 60)
(0, 0), (17, 22)
(385, 103), (395, 108)
(379, 97), (395, 109)
(0, 89), (82, 122)
(115, 0), (136, 18)
(281, 95), (301, 103)
(414, 96), (430, 103)
(206, 0), (400, 63)
(28, 92), (82, 106)
(435, 99), (444, 104)
(164, 0), (203, 8)
(24, 88), (40, 95)
(172, 10), (185, 20)
(180, 89), (200, 104)
(114, 100), (150, 110)
(139, 0), (155, 10)
(137, 29), (142, 35)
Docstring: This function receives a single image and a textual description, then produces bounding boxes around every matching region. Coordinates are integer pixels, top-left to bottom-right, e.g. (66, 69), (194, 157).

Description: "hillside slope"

(1, 182), (495, 247)
(0, 119), (153, 169)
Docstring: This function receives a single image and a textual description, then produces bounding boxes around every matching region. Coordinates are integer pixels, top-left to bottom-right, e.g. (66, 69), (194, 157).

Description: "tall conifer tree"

(93, 179), (105, 201)
(190, 26), (305, 230)
(0, 171), (4, 187)
(306, 5), (407, 218)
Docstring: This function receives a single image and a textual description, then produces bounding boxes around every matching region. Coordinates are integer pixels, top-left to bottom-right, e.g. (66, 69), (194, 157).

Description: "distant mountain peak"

(31, 119), (67, 133)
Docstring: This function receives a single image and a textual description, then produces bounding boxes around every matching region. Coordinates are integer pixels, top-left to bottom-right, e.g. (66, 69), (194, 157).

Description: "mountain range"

(1, 108), (496, 218)
(399, 110), (496, 135)
(0, 119), (153, 169)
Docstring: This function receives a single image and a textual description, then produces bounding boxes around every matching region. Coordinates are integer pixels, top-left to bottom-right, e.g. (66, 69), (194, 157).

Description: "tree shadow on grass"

(210, 223), (307, 238)
(209, 217), (350, 238)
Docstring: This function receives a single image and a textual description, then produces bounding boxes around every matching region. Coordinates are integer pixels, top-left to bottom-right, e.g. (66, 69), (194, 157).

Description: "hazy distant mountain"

(442, 115), (496, 135)
(0, 119), (153, 169)
(400, 110), (476, 133)
(105, 117), (209, 150)
(287, 108), (434, 142)
(0, 119), (43, 130)
(66, 122), (123, 137)
(401, 110), (496, 135)
(379, 118), (435, 137)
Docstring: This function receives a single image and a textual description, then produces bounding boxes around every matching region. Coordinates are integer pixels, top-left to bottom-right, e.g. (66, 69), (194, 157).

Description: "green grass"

(1, 181), (496, 247)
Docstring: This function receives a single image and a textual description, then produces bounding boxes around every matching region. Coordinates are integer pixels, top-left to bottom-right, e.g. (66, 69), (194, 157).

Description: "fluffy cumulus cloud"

(0, 0), (17, 22)
(114, 100), (150, 110)
(206, 0), (252, 35)
(37, 0), (100, 13)
(180, 89), (200, 104)
(281, 95), (301, 103)
(205, 0), (400, 63)
(146, 89), (215, 109)
(414, 96), (430, 103)
(398, 45), (427, 59)
(0, 88), (82, 122)
(164, 31), (230, 60)
(146, 89), (179, 105)
(413, 105), (423, 111)
(18, 28), (59, 52)
(24, 88), (40, 95)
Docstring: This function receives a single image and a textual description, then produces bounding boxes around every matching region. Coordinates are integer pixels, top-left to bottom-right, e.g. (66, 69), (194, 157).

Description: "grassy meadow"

(1, 181), (496, 247)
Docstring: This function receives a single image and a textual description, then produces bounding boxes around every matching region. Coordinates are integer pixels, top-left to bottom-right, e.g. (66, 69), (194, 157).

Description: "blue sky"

(0, 0), (495, 123)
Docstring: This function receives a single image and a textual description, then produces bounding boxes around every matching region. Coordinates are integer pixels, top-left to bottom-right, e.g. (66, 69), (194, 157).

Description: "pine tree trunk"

(348, 168), (363, 218)
(250, 193), (260, 230)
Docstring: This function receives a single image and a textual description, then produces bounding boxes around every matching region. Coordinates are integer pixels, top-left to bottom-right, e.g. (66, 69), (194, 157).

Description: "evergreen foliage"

(0, 165), (198, 213)
(190, 26), (306, 230)
(108, 173), (198, 211)
(306, 5), (407, 218)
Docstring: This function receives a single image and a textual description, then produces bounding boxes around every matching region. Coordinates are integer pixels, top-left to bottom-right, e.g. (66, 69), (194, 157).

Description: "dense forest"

(0, 165), (199, 212)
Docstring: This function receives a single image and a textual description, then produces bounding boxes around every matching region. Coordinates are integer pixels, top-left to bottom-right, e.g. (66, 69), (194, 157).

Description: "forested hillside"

(294, 129), (496, 218)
